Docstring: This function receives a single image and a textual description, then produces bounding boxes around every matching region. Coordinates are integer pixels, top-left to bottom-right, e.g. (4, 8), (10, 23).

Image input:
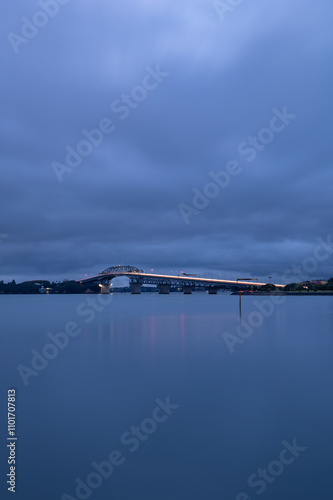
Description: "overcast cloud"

(1, 0), (333, 283)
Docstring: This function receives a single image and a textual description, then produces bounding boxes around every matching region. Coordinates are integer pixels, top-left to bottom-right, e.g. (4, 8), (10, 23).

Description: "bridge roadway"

(78, 265), (285, 294)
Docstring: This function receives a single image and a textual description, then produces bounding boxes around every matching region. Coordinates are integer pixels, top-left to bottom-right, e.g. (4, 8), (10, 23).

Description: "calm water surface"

(1, 293), (333, 500)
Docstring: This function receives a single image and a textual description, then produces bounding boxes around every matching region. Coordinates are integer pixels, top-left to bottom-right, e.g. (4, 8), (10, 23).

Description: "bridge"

(78, 265), (285, 294)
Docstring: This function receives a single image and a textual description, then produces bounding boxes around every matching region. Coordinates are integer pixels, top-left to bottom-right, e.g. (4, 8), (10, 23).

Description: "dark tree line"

(0, 280), (100, 294)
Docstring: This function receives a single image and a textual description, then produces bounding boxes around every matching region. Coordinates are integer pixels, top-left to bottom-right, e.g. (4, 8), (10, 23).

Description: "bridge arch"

(100, 265), (144, 275)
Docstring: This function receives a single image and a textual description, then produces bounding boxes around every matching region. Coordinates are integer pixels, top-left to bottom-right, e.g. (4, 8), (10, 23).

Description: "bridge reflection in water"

(78, 265), (285, 295)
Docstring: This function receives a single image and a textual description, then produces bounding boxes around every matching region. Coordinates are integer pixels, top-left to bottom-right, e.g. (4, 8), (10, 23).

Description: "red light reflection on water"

(150, 315), (155, 359)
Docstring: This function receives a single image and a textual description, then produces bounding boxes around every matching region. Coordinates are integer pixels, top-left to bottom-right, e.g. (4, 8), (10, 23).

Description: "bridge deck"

(78, 271), (285, 289)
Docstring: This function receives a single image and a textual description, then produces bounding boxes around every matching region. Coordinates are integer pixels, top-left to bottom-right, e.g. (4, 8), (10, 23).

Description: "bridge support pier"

(208, 287), (218, 294)
(100, 284), (111, 294)
(184, 286), (192, 294)
(159, 284), (170, 294)
(131, 283), (142, 294)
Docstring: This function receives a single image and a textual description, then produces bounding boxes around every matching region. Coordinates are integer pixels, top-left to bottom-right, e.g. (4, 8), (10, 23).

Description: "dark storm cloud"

(1, 0), (333, 282)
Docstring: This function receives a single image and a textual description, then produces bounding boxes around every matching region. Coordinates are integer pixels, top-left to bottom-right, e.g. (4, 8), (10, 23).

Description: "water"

(1, 293), (333, 500)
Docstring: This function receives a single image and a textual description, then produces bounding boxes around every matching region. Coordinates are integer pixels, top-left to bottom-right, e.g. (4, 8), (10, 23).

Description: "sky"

(1, 0), (333, 284)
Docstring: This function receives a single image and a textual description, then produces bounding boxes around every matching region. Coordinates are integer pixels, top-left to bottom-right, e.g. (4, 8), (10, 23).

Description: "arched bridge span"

(78, 265), (285, 295)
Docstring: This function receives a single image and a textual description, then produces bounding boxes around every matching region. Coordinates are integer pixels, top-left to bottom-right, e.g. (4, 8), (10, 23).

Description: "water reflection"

(2, 295), (333, 499)
(150, 315), (155, 359)
(180, 311), (185, 350)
